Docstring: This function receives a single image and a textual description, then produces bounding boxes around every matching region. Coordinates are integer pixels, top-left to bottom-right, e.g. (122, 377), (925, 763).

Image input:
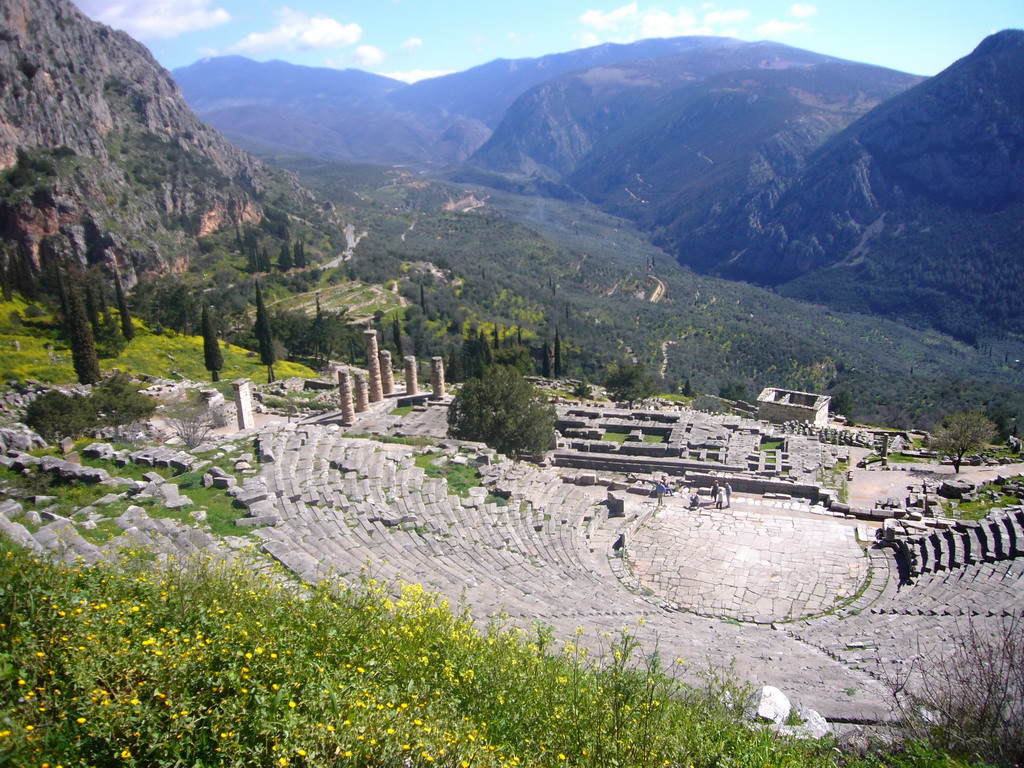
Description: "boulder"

(938, 478), (975, 499)
(747, 685), (791, 726)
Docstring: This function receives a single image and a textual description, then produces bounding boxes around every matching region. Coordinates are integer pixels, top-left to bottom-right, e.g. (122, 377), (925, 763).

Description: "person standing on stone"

(654, 479), (667, 505)
(723, 481), (732, 508)
(711, 480), (721, 508)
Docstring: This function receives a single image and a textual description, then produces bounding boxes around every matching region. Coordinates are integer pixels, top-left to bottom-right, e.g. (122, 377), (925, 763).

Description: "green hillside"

(269, 155), (1024, 431)
(0, 297), (313, 385)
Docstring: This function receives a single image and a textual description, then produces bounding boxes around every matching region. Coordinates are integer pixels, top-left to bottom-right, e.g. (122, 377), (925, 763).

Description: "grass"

(602, 430), (630, 443)
(951, 475), (1024, 520)
(758, 438), (784, 452)
(390, 405), (414, 417)
(0, 443), (251, 540)
(414, 452), (481, 497)
(0, 298), (314, 384)
(267, 279), (406, 322)
(886, 452), (926, 464)
(0, 541), (985, 768)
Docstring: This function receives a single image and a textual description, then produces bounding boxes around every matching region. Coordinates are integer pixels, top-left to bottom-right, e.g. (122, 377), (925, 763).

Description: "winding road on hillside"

(648, 275), (666, 303)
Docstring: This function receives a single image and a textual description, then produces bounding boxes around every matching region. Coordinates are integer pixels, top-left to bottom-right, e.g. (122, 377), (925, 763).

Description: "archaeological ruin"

(757, 387), (831, 427)
(1, 358), (1022, 733)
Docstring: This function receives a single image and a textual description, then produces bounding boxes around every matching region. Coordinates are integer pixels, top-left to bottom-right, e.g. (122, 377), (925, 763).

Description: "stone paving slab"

(627, 499), (868, 621)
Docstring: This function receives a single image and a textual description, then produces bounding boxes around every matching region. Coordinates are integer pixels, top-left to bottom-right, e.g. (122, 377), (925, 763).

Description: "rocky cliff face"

(0, 0), (314, 285)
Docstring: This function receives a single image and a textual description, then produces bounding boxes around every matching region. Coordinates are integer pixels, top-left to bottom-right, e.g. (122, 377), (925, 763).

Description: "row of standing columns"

(230, 332), (445, 430)
(336, 330), (445, 425)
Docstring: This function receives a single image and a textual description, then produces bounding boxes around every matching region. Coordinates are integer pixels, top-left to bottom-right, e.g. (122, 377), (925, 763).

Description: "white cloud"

(754, 19), (807, 37)
(401, 36), (423, 52)
(227, 8), (362, 55)
(378, 69), (454, 84)
(580, 2), (640, 32)
(577, 3), (741, 44)
(704, 9), (749, 25)
(353, 45), (386, 66)
(74, 0), (230, 40)
(788, 3), (817, 18)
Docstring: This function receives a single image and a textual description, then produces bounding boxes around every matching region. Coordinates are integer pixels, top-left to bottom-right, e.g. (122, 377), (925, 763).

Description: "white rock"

(749, 685), (791, 726)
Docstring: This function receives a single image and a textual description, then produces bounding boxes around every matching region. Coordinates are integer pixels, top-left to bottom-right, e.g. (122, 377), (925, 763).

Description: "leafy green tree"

(94, 309), (127, 358)
(492, 345), (534, 375)
(24, 374), (154, 440)
(64, 269), (101, 385)
(254, 282), (276, 383)
(604, 363), (657, 407)
(90, 372), (156, 437)
(931, 412), (997, 473)
(448, 366), (555, 460)
(202, 305), (223, 382)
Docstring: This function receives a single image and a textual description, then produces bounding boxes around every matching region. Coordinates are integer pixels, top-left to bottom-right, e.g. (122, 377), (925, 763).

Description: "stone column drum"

(354, 372), (369, 413)
(364, 329), (384, 403)
(337, 369), (355, 425)
(379, 350), (395, 396)
(404, 356), (419, 395)
(233, 378), (255, 430)
(430, 356), (446, 400)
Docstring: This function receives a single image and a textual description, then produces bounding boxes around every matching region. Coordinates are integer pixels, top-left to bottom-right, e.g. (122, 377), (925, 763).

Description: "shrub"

(23, 389), (94, 439)
(888, 615), (1024, 766)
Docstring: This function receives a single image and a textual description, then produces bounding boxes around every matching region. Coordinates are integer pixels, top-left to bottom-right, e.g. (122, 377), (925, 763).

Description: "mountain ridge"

(669, 29), (1024, 338)
(0, 0), (338, 286)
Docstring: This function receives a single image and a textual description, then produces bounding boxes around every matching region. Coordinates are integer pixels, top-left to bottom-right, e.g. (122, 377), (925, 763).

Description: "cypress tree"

(392, 316), (403, 357)
(479, 329), (492, 367)
(293, 241), (306, 269)
(114, 277), (134, 341)
(278, 243), (293, 272)
(419, 284), (426, 312)
(541, 341), (551, 378)
(0, 247), (11, 302)
(65, 269), (101, 385)
(15, 243), (38, 301)
(492, 324), (500, 349)
(83, 278), (100, 332)
(202, 305), (223, 382)
(554, 329), (562, 378)
(254, 282), (276, 382)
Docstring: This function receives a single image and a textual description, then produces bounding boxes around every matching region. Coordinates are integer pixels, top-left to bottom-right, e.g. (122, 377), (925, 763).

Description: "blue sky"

(72, 0), (1022, 82)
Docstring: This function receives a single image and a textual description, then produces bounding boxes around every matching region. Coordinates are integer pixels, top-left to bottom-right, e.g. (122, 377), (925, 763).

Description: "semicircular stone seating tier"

(249, 425), (652, 621)
(782, 508), (1024, 697)
(243, 424), (898, 722)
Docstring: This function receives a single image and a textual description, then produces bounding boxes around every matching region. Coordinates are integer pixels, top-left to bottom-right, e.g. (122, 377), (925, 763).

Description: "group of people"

(648, 475), (732, 509)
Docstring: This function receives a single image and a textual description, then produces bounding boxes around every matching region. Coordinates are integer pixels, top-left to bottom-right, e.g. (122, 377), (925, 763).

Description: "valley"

(1, 2), (1023, 765)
